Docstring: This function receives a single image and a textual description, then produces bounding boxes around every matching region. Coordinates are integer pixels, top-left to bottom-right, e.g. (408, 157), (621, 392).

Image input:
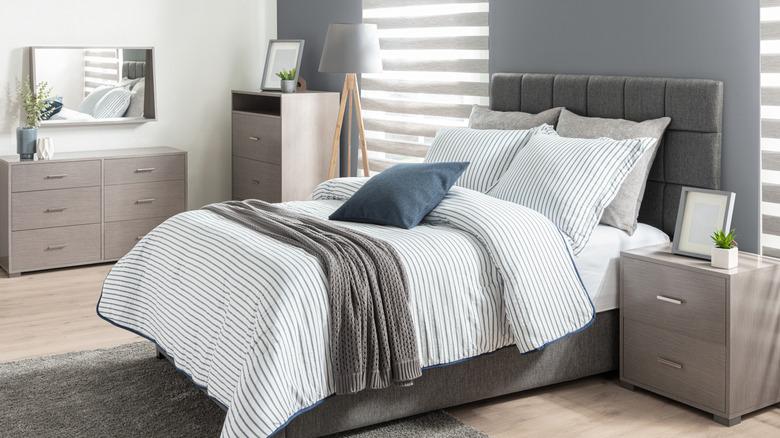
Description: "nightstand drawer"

(11, 160), (101, 192)
(623, 319), (726, 412)
(11, 224), (101, 271)
(232, 112), (281, 164)
(11, 187), (101, 231)
(232, 156), (281, 202)
(104, 154), (186, 185)
(622, 257), (726, 344)
(105, 181), (186, 222)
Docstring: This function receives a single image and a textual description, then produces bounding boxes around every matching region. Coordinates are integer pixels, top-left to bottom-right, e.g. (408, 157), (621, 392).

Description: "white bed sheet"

(575, 223), (670, 312)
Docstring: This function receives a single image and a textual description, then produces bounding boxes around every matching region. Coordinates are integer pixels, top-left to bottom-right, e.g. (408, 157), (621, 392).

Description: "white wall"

(0, 0), (277, 209)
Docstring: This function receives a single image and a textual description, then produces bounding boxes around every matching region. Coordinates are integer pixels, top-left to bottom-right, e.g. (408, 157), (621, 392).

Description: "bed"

(97, 73), (723, 438)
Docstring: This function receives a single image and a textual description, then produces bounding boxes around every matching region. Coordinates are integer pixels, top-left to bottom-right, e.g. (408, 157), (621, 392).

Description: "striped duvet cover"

(97, 177), (594, 438)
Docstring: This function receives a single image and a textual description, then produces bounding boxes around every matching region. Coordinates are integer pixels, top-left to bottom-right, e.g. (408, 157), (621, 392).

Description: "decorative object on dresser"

(319, 23), (383, 178)
(671, 187), (735, 260)
(17, 79), (53, 160)
(260, 40), (304, 92)
(711, 229), (738, 269)
(36, 137), (55, 160)
(231, 90), (339, 202)
(620, 244), (780, 426)
(0, 147), (186, 277)
(276, 68), (298, 93)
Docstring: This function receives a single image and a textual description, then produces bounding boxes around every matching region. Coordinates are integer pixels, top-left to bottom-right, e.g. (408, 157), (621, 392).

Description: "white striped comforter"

(98, 178), (594, 438)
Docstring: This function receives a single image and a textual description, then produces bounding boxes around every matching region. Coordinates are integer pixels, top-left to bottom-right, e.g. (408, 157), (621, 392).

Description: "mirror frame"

(29, 46), (157, 127)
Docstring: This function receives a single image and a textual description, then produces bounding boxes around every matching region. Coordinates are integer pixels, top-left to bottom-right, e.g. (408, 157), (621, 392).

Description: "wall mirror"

(30, 47), (156, 127)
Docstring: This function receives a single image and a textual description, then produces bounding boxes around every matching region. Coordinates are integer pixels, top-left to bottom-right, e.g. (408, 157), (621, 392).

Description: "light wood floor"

(2, 265), (779, 437)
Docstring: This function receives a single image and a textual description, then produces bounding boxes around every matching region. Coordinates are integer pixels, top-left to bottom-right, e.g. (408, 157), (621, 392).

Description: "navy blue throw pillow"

(329, 162), (468, 229)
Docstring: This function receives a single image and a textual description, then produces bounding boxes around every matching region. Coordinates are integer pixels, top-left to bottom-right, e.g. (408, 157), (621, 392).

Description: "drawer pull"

(136, 235), (145, 241)
(251, 179), (261, 185)
(656, 295), (684, 305)
(248, 136), (260, 142)
(44, 207), (67, 213)
(657, 357), (683, 369)
(135, 198), (156, 204)
(46, 244), (67, 251)
(135, 167), (156, 173)
(44, 174), (68, 179)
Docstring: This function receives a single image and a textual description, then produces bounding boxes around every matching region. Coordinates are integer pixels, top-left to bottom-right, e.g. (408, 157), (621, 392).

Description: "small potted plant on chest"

(711, 229), (738, 269)
(277, 68), (297, 93)
(17, 79), (52, 160)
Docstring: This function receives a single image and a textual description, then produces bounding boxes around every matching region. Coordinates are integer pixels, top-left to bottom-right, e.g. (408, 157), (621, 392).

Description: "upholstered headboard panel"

(122, 61), (146, 79)
(490, 73), (723, 237)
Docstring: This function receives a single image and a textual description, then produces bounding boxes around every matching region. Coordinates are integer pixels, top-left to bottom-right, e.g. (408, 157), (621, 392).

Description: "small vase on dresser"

(0, 147), (187, 277)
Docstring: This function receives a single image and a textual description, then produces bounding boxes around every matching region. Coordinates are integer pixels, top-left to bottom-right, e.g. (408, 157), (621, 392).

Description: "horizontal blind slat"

(764, 246), (780, 258)
(363, 97), (473, 118)
(362, 77), (488, 96)
(365, 0), (482, 7)
(368, 157), (405, 172)
(764, 151), (780, 170)
(763, 119), (780, 139)
(763, 87), (780, 105)
(763, 214), (780, 235)
(762, 0), (780, 7)
(365, 12), (487, 29)
(380, 36), (488, 50)
(763, 183), (780, 203)
(762, 21), (780, 40)
(762, 55), (780, 73)
(367, 138), (430, 157)
(382, 58), (487, 73)
(365, 118), (441, 137)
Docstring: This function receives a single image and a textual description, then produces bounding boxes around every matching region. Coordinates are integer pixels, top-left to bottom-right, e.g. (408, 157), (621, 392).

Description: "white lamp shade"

(318, 23), (383, 74)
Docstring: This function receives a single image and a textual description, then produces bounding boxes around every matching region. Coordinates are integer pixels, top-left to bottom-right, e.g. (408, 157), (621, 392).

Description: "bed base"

(157, 310), (617, 438)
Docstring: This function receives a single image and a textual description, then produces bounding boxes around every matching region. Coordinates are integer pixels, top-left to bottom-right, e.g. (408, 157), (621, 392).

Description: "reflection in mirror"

(31, 47), (156, 126)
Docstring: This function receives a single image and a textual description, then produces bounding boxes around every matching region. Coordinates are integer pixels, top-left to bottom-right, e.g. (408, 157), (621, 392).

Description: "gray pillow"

(124, 80), (145, 117)
(92, 87), (132, 119)
(556, 109), (671, 235)
(468, 106), (562, 130)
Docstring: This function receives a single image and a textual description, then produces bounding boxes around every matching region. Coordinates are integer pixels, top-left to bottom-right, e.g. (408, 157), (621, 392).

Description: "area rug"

(0, 342), (486, 438)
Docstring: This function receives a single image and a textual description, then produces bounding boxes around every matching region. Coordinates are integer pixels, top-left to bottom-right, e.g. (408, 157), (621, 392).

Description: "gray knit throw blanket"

(204, 200), (422, 394)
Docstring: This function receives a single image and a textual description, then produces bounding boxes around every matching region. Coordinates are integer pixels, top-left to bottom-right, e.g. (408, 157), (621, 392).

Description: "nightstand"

(619, 244), (780, 426)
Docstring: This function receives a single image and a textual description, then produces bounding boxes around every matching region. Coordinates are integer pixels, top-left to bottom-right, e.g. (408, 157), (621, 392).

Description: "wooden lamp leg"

(328, 74), (351, 179)
(351, 76), (370, 177)
(346, 78), (353, 177)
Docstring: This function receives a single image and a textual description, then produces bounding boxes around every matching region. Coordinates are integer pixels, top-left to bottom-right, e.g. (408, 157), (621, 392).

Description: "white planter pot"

(711, 247), (738, 269)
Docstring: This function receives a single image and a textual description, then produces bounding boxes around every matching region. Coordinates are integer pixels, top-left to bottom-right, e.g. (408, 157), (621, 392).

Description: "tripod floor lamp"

(319, 23), (383, 179)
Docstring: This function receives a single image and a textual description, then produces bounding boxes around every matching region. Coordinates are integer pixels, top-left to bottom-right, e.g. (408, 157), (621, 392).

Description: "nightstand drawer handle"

(136, 235), (145, 241)
(46, 244), (67, 251)
(656, 295), (683, 305)
(135, 198), (156, 204)
(248, 136), (260, 142)
(135, 167), (156, 173)
(657, 357), (683, 369)
(45, 174), (68, 179)
(251, 179), (261, 185)
(45, 207), (67, 213)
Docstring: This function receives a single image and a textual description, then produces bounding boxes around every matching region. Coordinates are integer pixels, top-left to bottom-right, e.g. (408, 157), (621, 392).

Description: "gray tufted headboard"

(122, 61), (146, 79)
(490, 73), (723, 238)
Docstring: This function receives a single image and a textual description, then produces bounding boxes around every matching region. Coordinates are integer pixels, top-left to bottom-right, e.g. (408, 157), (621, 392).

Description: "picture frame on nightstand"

(671, 187), (735, 260)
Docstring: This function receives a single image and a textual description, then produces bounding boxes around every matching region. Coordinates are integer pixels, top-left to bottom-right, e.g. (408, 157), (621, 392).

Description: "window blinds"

(83, 48), (121, 96)
(762, 1), (780, 257)
(361, 0), (489, 174)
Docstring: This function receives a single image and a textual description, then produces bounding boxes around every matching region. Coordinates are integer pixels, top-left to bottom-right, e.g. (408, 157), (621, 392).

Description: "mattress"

(575, 223), (670, 312)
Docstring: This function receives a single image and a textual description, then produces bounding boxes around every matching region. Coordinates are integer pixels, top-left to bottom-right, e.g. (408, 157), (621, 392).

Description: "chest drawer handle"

(45, 174), (68, 179)
(135, 198), (156, 204)
(45, 207), (67, 213)
(135, 168), (156, 173)
(136, 235), (145, 241)
(656, 295), (684, 305)
(46, 244), (67, 251)
(248, 136), (261, 142)
(251, 179), (261, 185)
(657, 357), (683, 369)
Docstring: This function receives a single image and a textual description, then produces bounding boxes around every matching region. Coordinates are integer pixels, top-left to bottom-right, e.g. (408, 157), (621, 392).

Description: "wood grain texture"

(104, 217), (167, 260)
(231, 156), (281, 202)
(104, 154), (185, 186)
(622, 257), (726, 344)
(11, 160), (101, 192)
(11, 187), (101, 231)
(232, 112), (282, 164)
(105, 181), (185, 222)
(11, 224), (101, 272)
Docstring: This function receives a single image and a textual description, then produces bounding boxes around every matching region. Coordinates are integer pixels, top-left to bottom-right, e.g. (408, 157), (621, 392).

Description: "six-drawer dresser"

(620, 244), (780, 426)
(231, 90), (339, 202)
(0, 147), (186, 277)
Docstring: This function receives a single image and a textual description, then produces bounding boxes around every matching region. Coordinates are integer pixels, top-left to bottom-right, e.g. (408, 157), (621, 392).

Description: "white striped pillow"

(489, 134), (655, 254)
(92, 87), (132, 118)
(424, 125), (556, 193)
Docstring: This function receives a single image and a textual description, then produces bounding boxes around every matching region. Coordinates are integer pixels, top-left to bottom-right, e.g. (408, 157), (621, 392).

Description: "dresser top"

(0, 146), (184, 165)
(232, 89), (337, 97)
(622, 244), (780, 278)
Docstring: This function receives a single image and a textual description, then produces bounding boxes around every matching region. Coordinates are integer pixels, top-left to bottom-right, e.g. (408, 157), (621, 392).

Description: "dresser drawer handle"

(135, 198), (156, 204)
(657, 357), (683, 369)
(44, 207), (67, 213)
(248, 136), (260, 142)
(251, 179), (261, 185)
(44, 174), (68, 179)
(135, 168), (156, 173)
(656, 295), (684, 305)
(136, 235), (145, 241)
(46, 244), (67, 251)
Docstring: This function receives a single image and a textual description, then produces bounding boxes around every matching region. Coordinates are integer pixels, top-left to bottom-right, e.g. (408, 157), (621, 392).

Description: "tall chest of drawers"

(231, 90), (339, 202)
(0, 147), (186, 276)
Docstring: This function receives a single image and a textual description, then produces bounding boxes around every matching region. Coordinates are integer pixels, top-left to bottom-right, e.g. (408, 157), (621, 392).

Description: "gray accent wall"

(278, 0), (761, 251)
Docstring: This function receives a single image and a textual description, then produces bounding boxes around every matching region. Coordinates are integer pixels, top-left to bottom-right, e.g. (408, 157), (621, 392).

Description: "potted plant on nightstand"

(711, 229), (738, 269)
(277, 68), (297, 93)
(17, 79), (52, 160)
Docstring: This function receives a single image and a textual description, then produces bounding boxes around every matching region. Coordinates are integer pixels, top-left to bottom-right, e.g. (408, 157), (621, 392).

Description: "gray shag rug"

(0, 343), (486, 438)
